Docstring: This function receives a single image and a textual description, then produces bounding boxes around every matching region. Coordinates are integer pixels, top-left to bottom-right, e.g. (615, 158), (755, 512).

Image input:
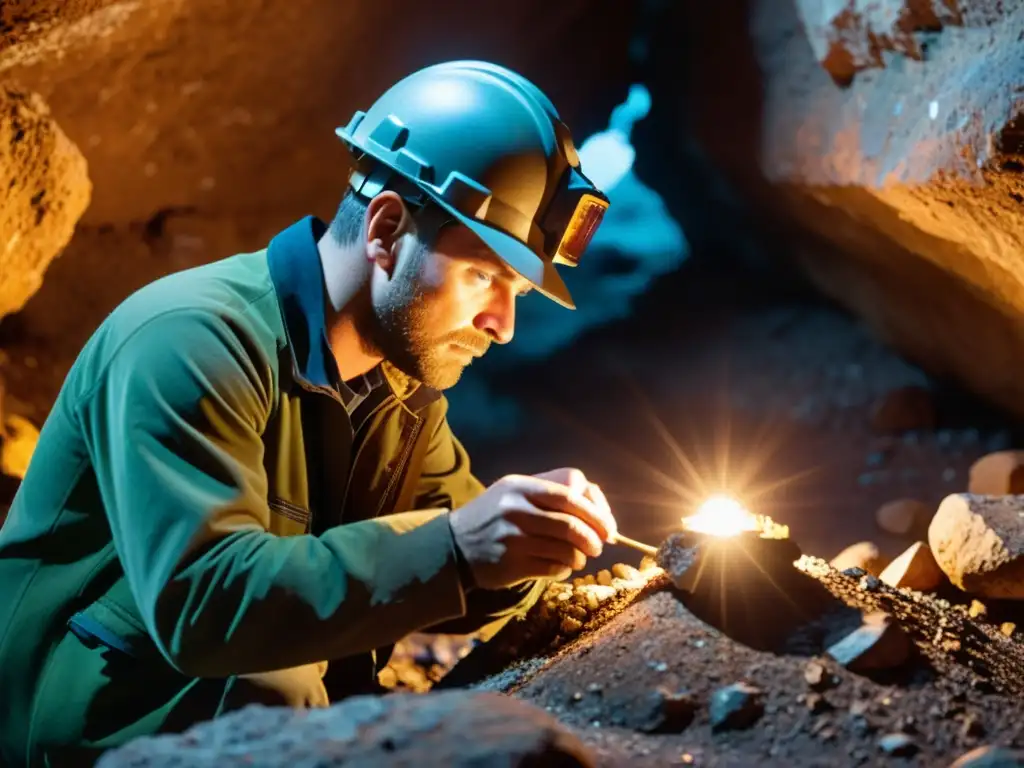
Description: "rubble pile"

(439, 562), (666, 691)
(796, 556), (1024, 695)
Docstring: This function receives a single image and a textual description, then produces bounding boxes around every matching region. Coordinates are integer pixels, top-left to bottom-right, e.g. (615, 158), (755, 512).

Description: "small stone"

(879, 542), (946, 592)
(583, 573), (597, 586)
(612, 563), (641, 581)
(596, 570), (613, 587)
(826, 613), (911, 672)
(804, 661), (834, 691)
(878, 732), (918, 757)
(875, 499), (930, 537)
(571, 691), (583, 703)
(583, 591), (600, 612)
(586, 682), (603, 694)
(961, 715), (986, 739)
(572, 577), (586, 589)
(636, 688), (697, 734)
(639, 555), (658, 571)
(560, 616), (583, 635)
(709, 682), (764, 732)
(969, 451), (1024, 496)
(831, 542), (889, 577)
(859, 574), (882, 592)
(950, 745), (1024, 767)
(1001, 622), (1016, 637)
(969, 600), (988, 618)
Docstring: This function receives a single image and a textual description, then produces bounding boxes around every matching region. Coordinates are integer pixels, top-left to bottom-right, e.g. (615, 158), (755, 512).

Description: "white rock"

(879, 542), (945, 592)
(929, 493), (1024, 598)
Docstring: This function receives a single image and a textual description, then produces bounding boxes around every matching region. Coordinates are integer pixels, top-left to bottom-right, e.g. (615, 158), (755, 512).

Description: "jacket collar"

(266, 216), (441, 410)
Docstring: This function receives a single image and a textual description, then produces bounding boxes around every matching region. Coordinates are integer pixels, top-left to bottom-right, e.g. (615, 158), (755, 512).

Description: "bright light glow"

(682, 494), (759, 537)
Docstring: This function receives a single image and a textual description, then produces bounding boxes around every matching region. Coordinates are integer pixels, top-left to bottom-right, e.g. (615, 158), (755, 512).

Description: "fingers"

(521, 557), (574, 583)
(517, 475), (616, 543)
(583, 482), (618, 541)
(507, 507), (603, 558)
(505, 528), (587, 570)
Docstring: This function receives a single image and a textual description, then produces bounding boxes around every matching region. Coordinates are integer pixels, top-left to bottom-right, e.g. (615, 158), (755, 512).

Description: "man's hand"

(227, 661), (330, 710)
(449, 468), (618, 590)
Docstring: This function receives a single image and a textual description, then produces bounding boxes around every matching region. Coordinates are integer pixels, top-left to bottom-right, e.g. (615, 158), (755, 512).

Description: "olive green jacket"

(0, 217), (542, 766)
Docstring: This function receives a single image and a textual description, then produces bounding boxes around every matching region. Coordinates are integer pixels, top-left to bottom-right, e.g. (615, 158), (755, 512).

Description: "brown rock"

(831, 541), (889, 577)
(929, 494), (1024, 598)
(950, 745), (1024, 767)
(869, 387), (935, 435)
(0, 86), (91, 321)
(826, 612), (911, 672)
(876, 499), (931, 537)
(596, 569), (613, 587)
(96, 691), (596, 768)
(969, 452), (1024, 496)
(879, 542), (945, 592)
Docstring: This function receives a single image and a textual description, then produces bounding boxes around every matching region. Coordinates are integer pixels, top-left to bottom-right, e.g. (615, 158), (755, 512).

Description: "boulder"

(929, 494), (1024, 598)
(969, 452), (1024, 496)
(96, 691), (595, 768)
(0, 86), (91, 321)
(879, 542), (946, 592)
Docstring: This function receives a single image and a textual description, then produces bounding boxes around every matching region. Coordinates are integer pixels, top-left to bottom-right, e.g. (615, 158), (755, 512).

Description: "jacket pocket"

(268, 496), (311, 536)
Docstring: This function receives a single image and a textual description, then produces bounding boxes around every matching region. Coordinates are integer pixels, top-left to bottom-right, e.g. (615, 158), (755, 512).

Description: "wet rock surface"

(96, 690), (596, 768)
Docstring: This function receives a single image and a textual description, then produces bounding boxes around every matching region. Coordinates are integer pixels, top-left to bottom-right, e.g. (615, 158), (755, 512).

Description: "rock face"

(636, 0), (1024, 424)
(0, 85), (91, 321)
(96, 691), (595, 768)
(929, 494), (1024, 598)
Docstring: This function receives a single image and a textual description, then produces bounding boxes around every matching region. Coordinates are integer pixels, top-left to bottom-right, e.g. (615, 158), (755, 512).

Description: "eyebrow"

(466, 251), (534, 294)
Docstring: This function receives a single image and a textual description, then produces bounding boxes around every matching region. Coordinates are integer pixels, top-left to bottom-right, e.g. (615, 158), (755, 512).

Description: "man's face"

(367, 218), (534, 390)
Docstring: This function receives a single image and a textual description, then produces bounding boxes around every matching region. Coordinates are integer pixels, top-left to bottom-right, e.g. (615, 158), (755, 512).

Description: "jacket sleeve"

(78, 309), (469, 677)
(412, 402), (546, 639)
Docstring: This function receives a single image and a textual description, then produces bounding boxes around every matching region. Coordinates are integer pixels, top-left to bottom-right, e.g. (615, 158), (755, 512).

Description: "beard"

(357, 240), (491, 390)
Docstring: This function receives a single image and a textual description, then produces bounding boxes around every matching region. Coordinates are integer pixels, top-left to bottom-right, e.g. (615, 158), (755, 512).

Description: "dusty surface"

(95, 690), (595, 768)
(459, 581), (1024, 767)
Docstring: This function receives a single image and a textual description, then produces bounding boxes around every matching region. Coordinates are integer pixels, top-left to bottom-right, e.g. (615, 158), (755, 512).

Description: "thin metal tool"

(611, 532), (658, 556)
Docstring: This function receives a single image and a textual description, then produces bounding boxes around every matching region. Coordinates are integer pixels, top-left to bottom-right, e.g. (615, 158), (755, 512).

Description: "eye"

(470, 268), (493, 286)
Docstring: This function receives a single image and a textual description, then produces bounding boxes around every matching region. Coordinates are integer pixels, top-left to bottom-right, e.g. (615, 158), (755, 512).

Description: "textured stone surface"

(929, 494), (1024, 598)
(96, 691), (596, 768)
(969, 452), (1024, 496)
(0, 85), (90, 320)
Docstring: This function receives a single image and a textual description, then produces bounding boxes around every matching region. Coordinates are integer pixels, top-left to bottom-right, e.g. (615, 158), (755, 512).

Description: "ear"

(364, 191), (412, 277)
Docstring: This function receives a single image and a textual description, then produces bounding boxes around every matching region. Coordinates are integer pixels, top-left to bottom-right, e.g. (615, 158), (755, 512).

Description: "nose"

(473, 287), (516, 345)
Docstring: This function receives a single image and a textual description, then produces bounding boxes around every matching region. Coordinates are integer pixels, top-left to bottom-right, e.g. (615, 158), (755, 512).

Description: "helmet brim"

(432, 198), (576, 311)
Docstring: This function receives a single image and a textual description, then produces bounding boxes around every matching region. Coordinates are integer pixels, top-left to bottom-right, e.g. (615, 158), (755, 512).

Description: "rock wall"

(635, 0), (1024, 420)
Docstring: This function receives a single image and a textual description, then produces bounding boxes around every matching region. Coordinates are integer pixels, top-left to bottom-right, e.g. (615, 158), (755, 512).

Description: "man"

(0, 60), (615, 766)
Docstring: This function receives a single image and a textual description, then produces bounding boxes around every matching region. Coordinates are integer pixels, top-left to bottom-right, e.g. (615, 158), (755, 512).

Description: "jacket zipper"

(375, 419), (423, 517)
